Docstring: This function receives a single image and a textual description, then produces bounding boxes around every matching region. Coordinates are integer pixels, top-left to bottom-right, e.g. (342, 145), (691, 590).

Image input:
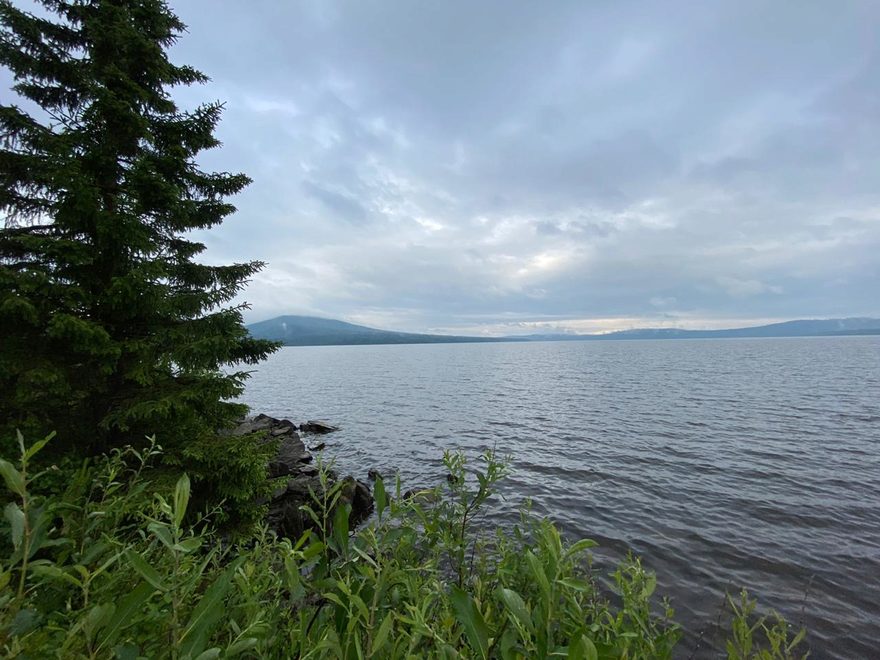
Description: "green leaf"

(563, 539), (598, 559)
(10, 608), (40, 636)
(374, 476), (386, 518)
(125, 550), (166, 591)
(113, 643), (140, 660)
(173, 474), (191, 528)
(96, 582), (155, 651)
(179, 559), (241, 658)
(450, 585), (489, 659)
(192, 650), (221, 660)
(0, 459), (25, 497)
(348, 591), (371, 624)
(85, 603), (115, 638)
(25, 506), (52, 559)
(147, 522), (175, 550)
(302, 540), (325, 561)
(557, 577), (592, 593)
(332, 502), (350, 555)
(498, 587), (533, 633)
(4, 503), (24, 549)
(787, 626), (807, 651)
(322, 591), (348, 610)
(225, 637), (259, 656)
(525, 551), (551, 602)
(567, 634), (598, 660)
(23, 431), (56, 461)
(174, 537), (202, 554)
(30, 563), (82, 588)
(372, 610), (394, 654)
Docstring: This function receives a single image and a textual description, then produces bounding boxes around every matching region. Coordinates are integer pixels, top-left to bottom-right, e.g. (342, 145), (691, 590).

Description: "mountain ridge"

(246, 315), (515, 346)
(247, 315), (880, 347)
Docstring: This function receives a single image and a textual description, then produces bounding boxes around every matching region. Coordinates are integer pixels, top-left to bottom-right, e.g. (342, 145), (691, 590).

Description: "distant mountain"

(548, 317), (880, 341)
(248, 315), (880, 347)
(247, 315), (513, 346)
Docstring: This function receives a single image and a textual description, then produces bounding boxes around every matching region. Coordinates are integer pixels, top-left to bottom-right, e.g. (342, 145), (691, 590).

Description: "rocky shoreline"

(227, 413), (373, 539)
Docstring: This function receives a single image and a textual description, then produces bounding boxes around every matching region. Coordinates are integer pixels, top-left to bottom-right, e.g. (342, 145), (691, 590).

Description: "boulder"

(267, 472), (316, 538)
(268, 434), (311, 479)
(300, 420), (339, 434)
(340, 476), (374, 527)
(228, 416), (275, 436)
(271, 425), (294, 437)
(238, 413), (375, 542)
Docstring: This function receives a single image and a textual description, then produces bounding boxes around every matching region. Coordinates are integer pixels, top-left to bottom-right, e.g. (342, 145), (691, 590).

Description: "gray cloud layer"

(166, 0), (879, 333)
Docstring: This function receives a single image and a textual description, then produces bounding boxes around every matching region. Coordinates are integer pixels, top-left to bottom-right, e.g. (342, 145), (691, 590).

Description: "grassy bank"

(1, 432), (805, 659)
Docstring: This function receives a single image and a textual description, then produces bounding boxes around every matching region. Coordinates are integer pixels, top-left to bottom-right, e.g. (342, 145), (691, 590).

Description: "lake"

(239, 336), (880, 658)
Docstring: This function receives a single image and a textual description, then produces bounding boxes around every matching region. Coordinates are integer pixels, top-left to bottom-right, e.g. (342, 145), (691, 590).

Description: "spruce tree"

(0, 0), (277, 460)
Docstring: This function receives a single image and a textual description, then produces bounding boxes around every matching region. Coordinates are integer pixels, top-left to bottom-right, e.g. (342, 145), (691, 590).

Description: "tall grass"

(0, 432), (807, 658)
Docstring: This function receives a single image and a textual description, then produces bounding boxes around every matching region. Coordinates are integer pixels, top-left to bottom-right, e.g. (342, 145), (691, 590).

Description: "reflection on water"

(239, 336), (880, 658)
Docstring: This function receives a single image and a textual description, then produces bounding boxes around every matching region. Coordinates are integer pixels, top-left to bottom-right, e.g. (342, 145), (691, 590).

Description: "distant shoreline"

(248, 314), (880, 347)
(270, 329), (880, 348)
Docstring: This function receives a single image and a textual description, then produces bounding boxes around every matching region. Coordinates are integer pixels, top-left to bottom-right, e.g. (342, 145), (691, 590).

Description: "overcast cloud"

(165, 0), (880, 334)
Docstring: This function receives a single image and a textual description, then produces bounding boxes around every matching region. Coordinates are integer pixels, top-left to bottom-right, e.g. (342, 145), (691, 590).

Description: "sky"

(43, 2), (880, 334)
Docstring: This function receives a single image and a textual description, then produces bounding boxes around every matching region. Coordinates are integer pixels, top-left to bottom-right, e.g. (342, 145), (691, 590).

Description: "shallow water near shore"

(238, 336), (880, 658)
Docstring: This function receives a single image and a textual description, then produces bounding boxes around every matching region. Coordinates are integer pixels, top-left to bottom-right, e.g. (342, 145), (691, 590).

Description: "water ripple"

(239, 336), (880, 659)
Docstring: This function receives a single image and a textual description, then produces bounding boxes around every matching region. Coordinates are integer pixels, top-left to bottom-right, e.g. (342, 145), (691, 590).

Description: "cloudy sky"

(167, 0), (879, 335)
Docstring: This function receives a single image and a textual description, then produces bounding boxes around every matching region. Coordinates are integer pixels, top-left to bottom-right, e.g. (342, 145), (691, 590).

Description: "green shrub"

(163, 431), (279, 531)
(0, 432), (808, 659)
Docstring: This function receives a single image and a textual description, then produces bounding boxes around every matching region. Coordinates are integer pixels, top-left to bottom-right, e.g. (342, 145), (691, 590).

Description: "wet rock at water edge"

(309, 442), (326, 451)
(268, 434), (311, 478)
(227, 415), (274, 436)
(234, 413), (372, 541)
(300, 420), (339, 434)
(340, 476), (374, 527)
(271, 423), (296, 437)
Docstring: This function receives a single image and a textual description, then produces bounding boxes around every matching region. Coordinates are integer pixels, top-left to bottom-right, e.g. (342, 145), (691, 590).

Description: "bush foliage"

(0, 433), (807, 659)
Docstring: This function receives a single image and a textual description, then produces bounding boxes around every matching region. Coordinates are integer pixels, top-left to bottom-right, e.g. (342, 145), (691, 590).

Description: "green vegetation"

(1, 433), (807, 658)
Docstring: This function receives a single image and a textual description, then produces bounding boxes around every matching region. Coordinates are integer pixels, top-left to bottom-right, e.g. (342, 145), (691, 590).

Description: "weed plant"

(1, 433), (807, 658)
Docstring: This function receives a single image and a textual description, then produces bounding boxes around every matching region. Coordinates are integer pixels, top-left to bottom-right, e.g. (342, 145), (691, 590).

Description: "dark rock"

(367, 469), (381, 481)
(241, 413), (371, 542)
(268, 435), (309, 479)
(309, 442), (326, 451)
(300, 420), (339, 434)
(284, 474), (323, 501)
(340, 476), (374, 527)
(229, 416), (275, 436)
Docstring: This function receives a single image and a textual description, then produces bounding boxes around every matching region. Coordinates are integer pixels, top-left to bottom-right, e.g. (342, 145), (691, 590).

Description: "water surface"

(240, 337), (880, 658)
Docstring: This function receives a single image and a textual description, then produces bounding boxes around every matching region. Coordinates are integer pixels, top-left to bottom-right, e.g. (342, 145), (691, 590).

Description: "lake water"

(239, 337), (880, 658)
